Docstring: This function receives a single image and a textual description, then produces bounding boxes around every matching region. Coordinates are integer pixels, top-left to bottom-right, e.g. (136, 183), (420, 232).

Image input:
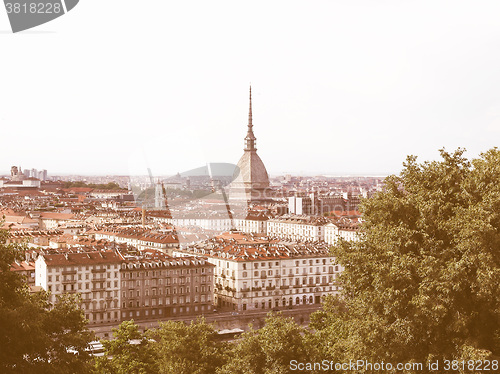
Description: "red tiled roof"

(41, 250), (123, 266)
(39, 212), (75, 220)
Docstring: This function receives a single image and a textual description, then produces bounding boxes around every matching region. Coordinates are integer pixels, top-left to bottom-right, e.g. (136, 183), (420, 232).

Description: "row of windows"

(48, 281), (119, 292)
(122, 294), (211, 307)
(239, 258), (332, 270)
(248, 286), (339, 297)
(48, 264), (119, 273)
(86, 311), (119, 322)
(121, 304), (208, 318)
(122, 276), (210, 286)
(48, 272), (118, 282)
(122, 285), (211, 298)
(241, 276), (332, 289)
(250, 295), (318, 309)
(122, 268), (209, 278)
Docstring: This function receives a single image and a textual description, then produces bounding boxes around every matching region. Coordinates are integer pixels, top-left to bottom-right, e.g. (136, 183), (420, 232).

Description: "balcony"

(293, 285), (302, 288)
(91, 268), (106, 274)
(240, 287), (250, 292)
(62, 278), (76, 284)
(62, 270), (77, 275)
(280, 285), (289, 290)
(91, 278), (104, 283)
(265, 286), (275, 291)
(287, 274), (294, 277)
(251, 287), (262, 291)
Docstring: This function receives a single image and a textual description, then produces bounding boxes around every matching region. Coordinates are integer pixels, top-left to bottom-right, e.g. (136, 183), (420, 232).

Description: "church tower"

(229, 86), (271, 204)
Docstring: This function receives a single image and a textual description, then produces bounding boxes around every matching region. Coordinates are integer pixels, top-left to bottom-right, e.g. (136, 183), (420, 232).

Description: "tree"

(147, 317), (226, 374)
(307, 295), (352, 369)
(0, 228), (94, 374)
(94, 320), (157, 374)
(325, 148), (500, 372)
(219, 312), (309, 374)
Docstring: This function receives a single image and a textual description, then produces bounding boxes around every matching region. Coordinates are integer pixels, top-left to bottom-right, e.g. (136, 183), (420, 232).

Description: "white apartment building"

(232, 217), (267, 234)
(39, 212), (76, 230)
(266, 215), (329, 242)
(35, 250), (123, 324)
(324, 222), (359, 245)
(153, 212), (269, 235)
(174, 232), (343, 312)
(93, 228), (178, 252)
(172, 217), (233, 232)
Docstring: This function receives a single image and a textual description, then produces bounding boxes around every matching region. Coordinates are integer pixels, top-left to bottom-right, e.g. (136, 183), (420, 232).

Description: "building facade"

(35, 250), (123, 325)
(266, 215), (329, 242)
(174, 233), (343, 312)
(120, 254), (215, 321)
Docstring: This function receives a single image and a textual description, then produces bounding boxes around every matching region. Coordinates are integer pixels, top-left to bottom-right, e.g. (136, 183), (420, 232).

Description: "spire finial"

(248, 85), (252, 130)
(244, 85), (256, 151)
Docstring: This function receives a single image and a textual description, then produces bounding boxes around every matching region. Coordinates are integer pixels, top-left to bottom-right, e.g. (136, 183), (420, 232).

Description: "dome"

(233, 151), (270, 189)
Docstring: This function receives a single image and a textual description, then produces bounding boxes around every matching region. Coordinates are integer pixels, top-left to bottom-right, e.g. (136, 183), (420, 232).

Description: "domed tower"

(229, 86), (271, 204)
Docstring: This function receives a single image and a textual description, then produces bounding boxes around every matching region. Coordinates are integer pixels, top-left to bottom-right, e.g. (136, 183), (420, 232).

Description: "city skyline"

(2, 1), (500, 176)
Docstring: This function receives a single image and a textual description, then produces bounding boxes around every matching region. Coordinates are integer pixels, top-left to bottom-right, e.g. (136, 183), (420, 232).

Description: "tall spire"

(245, 85), (256, 151)
(248, 85), (253, 130)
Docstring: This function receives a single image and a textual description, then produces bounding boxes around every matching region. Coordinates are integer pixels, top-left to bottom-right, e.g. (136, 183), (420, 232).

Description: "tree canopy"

(93, 320), (158, 374)
(322, 148), (500, 372)
(218, 312), (309, 374)
(0, 229), (94, 374)
(147, 317), (226, 374)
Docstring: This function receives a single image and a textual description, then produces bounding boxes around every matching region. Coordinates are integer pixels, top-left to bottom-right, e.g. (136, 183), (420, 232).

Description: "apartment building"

(174, 232), (343, 312)
(32, 245), (215, 325)
(232, 212), (269, 234)
(6, 229), (62, 246)
(35, 250), (123, 325)
(266, 215), (329, 242)
(324, 222), (359, 244)
(120, 253), (215, 321)
(93, 227), (178, 253)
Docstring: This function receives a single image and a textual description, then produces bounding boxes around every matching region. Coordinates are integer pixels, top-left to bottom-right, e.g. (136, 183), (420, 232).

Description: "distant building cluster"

(0, 165), (47, 189)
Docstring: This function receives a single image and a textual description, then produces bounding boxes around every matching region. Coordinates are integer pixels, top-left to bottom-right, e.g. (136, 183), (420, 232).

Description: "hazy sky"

(1, 1), (500, 177)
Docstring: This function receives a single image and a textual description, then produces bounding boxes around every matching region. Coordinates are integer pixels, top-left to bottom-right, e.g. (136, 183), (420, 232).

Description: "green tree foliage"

(147, 318), (226, 374)
(307, 295), (352, 367)
(219, 312), (309, 374)
(94, 320), (157, 374)
(63, 181), (122, 190)
(322, 148), (499, 372)
(0, 229), (93, 374)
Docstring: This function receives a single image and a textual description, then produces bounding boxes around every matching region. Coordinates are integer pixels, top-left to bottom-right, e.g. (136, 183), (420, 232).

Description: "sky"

(1, 1), (500, 177)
